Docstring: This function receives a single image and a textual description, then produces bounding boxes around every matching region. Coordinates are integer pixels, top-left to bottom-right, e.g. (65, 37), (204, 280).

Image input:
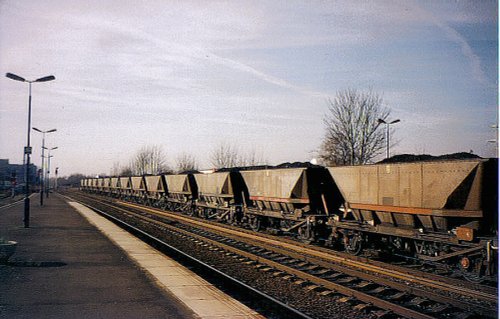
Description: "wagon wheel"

(226, 210), (237, 225)
(198, 208), (210, 219)
(459, 256), (485, 283)
(343, 231), (363, 255)
(249, 216), (262, 232)
(185, 205), (195, 216)
(224, 212), (232, 224)
(162, 201), (170, 210)
(297, 223), (315, 244)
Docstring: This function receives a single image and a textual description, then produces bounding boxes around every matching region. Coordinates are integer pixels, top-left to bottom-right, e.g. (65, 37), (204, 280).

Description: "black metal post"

(46, 154), (51, 198)
(40, 133), (45, 205)
(24, 83), (32, 228)
(6, 72), (55, 227)
(378, 118), (400, 160)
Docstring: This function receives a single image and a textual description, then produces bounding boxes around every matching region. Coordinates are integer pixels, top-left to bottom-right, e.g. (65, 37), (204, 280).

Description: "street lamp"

(378, 118), (400, 159)
(6, 72), (55, 228)
(43, 146), (58, 198)
(32, 127), (56, 206)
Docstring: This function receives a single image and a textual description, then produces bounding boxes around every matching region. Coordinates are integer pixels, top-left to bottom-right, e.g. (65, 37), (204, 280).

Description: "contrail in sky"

(72, 16), (330, 99)
(409, 1), (492, 87)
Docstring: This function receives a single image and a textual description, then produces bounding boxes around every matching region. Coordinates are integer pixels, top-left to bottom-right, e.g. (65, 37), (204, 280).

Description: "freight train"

(80, 158), (498, 282)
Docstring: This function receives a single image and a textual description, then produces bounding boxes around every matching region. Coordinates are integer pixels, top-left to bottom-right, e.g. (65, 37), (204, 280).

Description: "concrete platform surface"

(0, 194), (263, 319)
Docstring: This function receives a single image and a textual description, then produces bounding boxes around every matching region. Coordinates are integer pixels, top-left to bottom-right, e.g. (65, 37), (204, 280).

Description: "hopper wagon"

(118, 176), (132, 200)
(143, 175), (167, 206)
(239, 166), (340, 240)
(109, 177), (120, 197)
(130, 176), (147, 202)
(101, 177), (112, 195)
(163, 174), (197, 212)
(327, 159), (498, 280)
(192, 171), (243, 221)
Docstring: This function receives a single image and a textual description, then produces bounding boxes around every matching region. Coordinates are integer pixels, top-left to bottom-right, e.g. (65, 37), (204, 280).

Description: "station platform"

(0, 193), (263, 319)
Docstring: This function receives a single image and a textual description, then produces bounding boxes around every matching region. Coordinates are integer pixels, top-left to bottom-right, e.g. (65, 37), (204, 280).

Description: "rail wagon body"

(130, 176), (147, 202)
(97, 178), (106, 194)
(109, 177), (120, 197)
(91, 178), (98, 192)
(80, 178), (86, 191)
(327, 159), (498, 279)
(102, 177), (112, 195)
(85, 178), (92, 191)
(85, 178), (91, 191)
(143, 175), (167, 204)
(192, 171), (243, 219)
(119, 176), (132, 199)
(239, 167), (339, 237)
(163, 174), (197, 211)
(82, 178), (88, 191)
(90, 178), (99, 193)
(77, 158), (497, 281)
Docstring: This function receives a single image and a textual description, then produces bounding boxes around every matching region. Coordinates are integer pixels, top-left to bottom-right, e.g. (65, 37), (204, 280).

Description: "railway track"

(60, 192), (314, 319)
(65, 191), (498, 319)
(0, 194), (35, 210)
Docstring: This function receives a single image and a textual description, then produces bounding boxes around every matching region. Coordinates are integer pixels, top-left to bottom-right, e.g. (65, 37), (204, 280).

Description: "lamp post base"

(24, 196), (30, 228)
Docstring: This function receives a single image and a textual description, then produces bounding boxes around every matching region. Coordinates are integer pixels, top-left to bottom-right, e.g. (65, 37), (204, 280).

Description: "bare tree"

(238, 148), (267, 167)
(131, 145), (168, 175)
(111, 161), (121, 176)
(320, 89), (390, 166)
(210, 143), (239, 169)
(119, 165), (133, 176)
(176, 153), (198, 172)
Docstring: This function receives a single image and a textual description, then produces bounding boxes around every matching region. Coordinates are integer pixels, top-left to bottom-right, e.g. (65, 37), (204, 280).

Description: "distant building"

(0, 159), (38, 191)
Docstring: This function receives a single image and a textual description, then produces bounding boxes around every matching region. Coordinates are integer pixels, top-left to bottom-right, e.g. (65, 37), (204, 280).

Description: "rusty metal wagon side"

(192, 171), (242, 221)
(163, 174), (197, 212)
(327, 159), (498, 280)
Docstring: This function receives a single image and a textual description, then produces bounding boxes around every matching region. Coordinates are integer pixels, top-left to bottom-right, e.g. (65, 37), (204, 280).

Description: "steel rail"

(71, 193), (446, 319)
(68, 192), (498, 317)
(60, 193), (313, 319)
(69, 194), (434, 319)
(113, 200), (496, 318)
(0, 193), (37, 210)
(193, 226), (496, 317)
(118, 200), (498, 304)
(95, 197), (440, 319)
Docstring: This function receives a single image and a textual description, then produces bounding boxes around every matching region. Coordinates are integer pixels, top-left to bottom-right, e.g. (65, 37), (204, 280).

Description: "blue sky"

(0, 0), (497, 176)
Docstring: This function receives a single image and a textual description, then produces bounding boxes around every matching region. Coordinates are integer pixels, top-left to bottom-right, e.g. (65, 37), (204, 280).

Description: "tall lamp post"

(32, 128), (56, 206)
(43, 146), (58, 198)
(378, 118), (400, 159)
(6, 72), (55, 228)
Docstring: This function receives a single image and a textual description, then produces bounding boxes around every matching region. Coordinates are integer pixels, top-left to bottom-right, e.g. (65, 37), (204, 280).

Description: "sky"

(0, 0), (497, 176)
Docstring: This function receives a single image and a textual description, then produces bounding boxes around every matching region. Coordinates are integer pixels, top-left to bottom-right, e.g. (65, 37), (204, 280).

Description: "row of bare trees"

(209, 143), (265, 169)
(109, 88), (393, 176)
(111, 143), (266, 176)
